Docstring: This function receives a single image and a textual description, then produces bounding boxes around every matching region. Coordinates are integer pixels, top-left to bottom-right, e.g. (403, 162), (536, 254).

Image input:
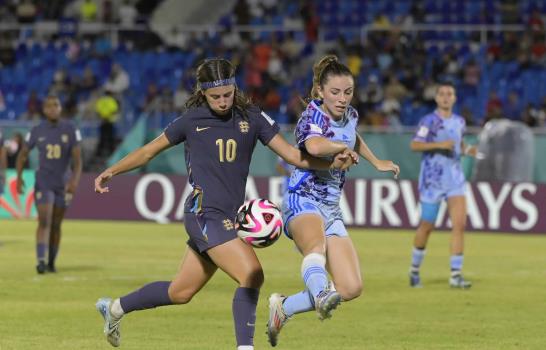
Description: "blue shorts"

(184, 211), (238, 259)
(34, 187), (71, 208)
(282, 192), (348, 239)
(420, 184), (466, 223)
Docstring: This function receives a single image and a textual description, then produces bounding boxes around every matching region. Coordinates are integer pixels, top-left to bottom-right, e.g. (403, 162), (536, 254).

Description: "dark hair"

(309, 55), (353, 100)
(436, 81), (456, 91)
(185, 58), (252, 117)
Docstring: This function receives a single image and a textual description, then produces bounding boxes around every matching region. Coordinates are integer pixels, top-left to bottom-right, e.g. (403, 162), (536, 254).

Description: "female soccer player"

(94, 58), (355, 350)
(16, 95), (82, 274)
(408, 82), (476, 289)
(266, 55), (400, 347)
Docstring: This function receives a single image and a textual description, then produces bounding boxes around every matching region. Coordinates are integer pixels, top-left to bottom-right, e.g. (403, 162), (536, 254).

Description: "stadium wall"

(3, 172), (541, 234)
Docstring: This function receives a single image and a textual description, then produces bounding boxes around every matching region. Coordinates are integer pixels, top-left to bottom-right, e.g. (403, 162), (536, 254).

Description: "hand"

(65, 180), (77, 195)
(465, 145), (478, 157)
(439, 140), (455, 151)
(94, 171), (113, 193)
(16, 177), (25, 194)
(331, 150), (357, 171)
(375, 159), (400, 179)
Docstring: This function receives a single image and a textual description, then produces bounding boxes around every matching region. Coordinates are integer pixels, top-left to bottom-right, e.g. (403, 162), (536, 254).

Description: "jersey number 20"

(46, 144), (61, 159)
(215, 138), (237, 162)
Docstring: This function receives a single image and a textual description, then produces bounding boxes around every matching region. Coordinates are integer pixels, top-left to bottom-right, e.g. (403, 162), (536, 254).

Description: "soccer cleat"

(96, 297), (122, 347)
(449, 274), (472, 289)
(36, 261), (46, 274)
(315, 289), (341, 321)
(46, 264), (57, 273)
(409, 271), (422, 288)
(266, 293), (289, 347)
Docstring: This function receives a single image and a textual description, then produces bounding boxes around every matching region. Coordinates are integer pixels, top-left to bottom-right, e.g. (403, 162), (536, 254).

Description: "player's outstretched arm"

(15, 144), (30, 194)
(94, 133), (172, 193)
(266, 134), (357, 171)
(410, 139), (455, 152)
(355, 133), (400, 178)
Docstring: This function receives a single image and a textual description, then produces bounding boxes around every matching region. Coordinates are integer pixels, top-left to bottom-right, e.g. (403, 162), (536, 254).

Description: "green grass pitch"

(0, 220), (545, 349)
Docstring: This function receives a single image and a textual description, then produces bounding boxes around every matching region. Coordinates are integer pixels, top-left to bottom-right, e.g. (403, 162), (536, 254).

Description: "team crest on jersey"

(35, 192), (42, 200)
(239, 121), (249, 133)
(223, 219), (234, 230)
(61, 134), (68, 143)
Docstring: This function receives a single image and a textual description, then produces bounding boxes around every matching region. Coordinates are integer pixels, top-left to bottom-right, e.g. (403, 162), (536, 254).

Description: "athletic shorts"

(184, 211), (238, 263)
(420, 183), (466, 223)
(282, 192), (348, 239)
(34, 186), (71, 208)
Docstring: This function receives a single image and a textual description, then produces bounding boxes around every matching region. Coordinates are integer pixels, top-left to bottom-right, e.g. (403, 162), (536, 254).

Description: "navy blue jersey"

(25, 120), (81, 189)
(164, 105), (279, 217)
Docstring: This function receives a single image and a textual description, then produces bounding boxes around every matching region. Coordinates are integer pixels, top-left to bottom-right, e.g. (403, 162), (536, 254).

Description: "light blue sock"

(450, 254), (464, 273)
(301, 253), (328, 298)
(282, 290), (314, 317)
(410, 247), (426, 273)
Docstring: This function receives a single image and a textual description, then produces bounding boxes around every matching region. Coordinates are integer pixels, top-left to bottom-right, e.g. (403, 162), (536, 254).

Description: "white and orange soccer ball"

(236, 198), (283, 248)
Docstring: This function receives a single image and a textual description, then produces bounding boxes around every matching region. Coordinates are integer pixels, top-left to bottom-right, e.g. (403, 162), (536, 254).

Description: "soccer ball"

(236, 198), (283, 248)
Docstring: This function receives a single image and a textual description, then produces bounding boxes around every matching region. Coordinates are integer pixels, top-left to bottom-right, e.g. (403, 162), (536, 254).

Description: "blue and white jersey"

(287, 99), (358, 204)
(413, 111), (466, 200)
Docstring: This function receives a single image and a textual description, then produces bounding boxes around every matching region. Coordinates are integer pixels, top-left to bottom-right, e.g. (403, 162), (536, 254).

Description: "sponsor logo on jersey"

(62, 134), (68, 143)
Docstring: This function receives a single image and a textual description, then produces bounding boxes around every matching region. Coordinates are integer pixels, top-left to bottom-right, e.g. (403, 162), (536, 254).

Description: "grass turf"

(0, 220), (545, 349)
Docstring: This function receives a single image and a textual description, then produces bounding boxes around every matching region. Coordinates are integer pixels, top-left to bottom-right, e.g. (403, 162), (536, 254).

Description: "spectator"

(6, 133), (27, 169)
(462, 59), (481, 91)
(103, 63), (130, 96)
(119, 0), (138, 26)
(23, 90), (41, 121)
(95, 90), (119, 156)
(141, 83), (160, 114)
(16, 0), (37, 23)
(504, 91), (523, 120)
(81, 0), (98, 21)
(173, 82), (190, 114)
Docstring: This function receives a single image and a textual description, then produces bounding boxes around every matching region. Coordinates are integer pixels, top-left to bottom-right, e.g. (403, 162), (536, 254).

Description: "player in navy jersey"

(16, 95), (82, 274)
(93, 58), (356, 350)
(266, 55), (400, 347)
(408, 82), (477, 289)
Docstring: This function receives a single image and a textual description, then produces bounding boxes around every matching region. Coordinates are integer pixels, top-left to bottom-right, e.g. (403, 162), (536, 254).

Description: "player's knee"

(239, 267), (264, 289)
(338, 281), (363, 301)
(168, 288), (194, 304)
(38, 218), (49, 229)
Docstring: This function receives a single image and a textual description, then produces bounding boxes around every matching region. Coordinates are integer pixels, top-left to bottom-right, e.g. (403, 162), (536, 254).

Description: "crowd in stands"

(0, 0), (546, 160)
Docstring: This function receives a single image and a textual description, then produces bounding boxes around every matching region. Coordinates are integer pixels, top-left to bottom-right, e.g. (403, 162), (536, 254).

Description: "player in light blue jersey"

(267, 55), (400, 347)
(0, 129), (6, 198)
(408, 82), (477, 289)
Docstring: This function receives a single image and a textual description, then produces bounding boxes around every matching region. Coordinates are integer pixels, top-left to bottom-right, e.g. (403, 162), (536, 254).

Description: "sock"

(237, 346), (254, 350)
(233, 287), (259, 347)
(282, 290), (314, 316)
(410, 247), (426, 273)
(301, 253), (328, 298)
(119, 281), (172, 314)
(37, 243), (46, 263)
(48, 245), (58, 266)
(110, 298), (124, 319)
(450, 254), (464, 275)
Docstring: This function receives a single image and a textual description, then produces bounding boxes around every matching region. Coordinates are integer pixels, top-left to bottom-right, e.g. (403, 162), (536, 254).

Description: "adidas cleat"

(315, 289), (341, 321)
(449, 275), (472, 289)
(266, 293), (289, 347)
(409, 272), (422, 288)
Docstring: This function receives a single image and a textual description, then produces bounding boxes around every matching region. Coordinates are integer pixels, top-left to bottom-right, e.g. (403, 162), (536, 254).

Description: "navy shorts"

(34, 186), (71, 208)
(184, 211), (238, 262)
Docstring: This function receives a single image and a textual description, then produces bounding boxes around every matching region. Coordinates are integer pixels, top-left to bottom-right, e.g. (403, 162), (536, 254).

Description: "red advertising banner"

(66, 173), (546, 233)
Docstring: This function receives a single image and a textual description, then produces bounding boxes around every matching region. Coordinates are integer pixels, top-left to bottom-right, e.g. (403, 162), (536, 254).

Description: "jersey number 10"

(215, 138), (237, 162)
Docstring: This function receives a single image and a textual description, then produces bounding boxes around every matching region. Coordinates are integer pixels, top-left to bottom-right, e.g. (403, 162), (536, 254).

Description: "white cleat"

(266, 293), (289, 347)
(315, 289), (341, 321)
(449, 274), (472, 289)
(96, 297), (122, 347)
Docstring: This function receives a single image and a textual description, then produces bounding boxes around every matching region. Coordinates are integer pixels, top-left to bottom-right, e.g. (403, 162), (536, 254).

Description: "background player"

(267, 55), (400, 347)
(93, 58), (355, 350)
(16, 95), (82, 274)
(408, 82), (477, 289)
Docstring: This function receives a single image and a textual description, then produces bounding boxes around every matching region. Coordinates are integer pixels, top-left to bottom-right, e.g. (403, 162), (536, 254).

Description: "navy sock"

(119, 281), (172, 314)
(48, 246), (58, 266)
(232, 287), (259, 347)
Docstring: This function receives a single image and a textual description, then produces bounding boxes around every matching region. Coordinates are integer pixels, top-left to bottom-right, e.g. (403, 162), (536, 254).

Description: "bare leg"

(35, 203), (53, 273)
(326, 236), (362, 301)
(48, 206), (66, 271)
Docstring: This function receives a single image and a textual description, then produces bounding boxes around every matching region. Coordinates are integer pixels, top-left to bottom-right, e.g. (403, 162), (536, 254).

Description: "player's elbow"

(304, 141), (323, 157)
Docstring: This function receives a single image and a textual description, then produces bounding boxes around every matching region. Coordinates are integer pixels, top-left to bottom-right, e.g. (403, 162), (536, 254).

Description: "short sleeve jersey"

(288, 99), (359, 204)
(413, 111), (466, 196)
(164, 105), (279, 217)
(25, 120), (81, 189)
